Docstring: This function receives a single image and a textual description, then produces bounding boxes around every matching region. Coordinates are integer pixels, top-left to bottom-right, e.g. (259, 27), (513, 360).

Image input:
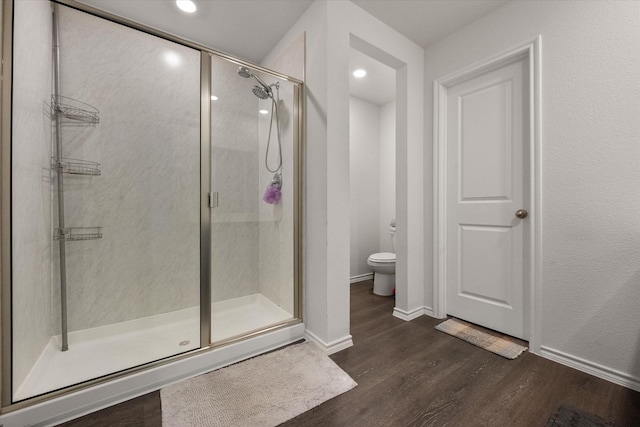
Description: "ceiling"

(350, 49), (396, 106)
(77, 0), (510, 105)
(350, 0), (509, 105)
(353, 0), (509, 49)
(77, 0), (315, 64)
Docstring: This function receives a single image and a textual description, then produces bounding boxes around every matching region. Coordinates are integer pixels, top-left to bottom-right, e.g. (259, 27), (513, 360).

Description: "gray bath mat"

(545, 405), (620, 427)
(160, 341), (357, 426)
(435, 318), (528, 359)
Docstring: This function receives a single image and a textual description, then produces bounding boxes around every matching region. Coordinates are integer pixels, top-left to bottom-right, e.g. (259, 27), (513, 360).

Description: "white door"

(445, 56), (529, 339)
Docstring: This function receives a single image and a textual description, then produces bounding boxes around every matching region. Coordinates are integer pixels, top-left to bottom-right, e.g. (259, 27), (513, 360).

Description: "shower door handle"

(208, 192), (219, 208)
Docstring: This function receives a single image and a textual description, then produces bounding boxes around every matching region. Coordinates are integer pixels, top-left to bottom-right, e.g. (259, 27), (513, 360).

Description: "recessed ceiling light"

(353, 69), (367, 78)
(176, 0), (196, 13)
(259, 109), (269, 115)
(211, 95), (218, 101)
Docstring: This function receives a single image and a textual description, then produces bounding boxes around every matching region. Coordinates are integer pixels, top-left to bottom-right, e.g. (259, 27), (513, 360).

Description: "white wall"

(379, 100), (396, 252)
(340, 2), (424, 321)
(424, 0), (640, 389)
(265, 0), (423, 351)
(262, 32), (305, 81)
(349, 97), (380, 277)
(349, 96), (396, 278)
(264, 1), (341, 348)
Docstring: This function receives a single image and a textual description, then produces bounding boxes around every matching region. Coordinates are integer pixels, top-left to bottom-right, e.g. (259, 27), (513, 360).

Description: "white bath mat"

(160, 341), (357, 426)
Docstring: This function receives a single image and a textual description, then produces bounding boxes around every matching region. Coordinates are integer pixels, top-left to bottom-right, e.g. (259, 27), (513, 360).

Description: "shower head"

(237, 66), (273, 99)
(252, 85), (271, 100)
(237, 66), (252, 79)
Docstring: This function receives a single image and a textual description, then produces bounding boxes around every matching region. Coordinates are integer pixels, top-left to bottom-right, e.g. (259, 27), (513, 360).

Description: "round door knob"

(515, 209), (528, 219)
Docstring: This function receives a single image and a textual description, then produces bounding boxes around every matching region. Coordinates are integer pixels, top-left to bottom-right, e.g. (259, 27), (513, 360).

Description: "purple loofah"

(263, 184), (282, 204)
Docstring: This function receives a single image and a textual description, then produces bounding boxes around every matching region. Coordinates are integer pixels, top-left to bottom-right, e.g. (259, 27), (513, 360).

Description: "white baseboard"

(350, 273), (373, 283)
(423, 306), (435, 318)
(393, 306), (428, 321)
(304, 330), (353, 355)
(540, 346), (640, 392)
(0, 323), (305, 427)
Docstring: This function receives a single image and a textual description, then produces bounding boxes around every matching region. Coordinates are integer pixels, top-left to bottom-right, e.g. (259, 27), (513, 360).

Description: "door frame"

(432, 36), (542, 352)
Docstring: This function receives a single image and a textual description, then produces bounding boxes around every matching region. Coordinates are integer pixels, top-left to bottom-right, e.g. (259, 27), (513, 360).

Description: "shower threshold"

(14, 293), (292, 401)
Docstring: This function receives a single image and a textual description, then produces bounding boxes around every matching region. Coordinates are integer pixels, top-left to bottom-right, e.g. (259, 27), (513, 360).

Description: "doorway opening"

(348, 46), (397, 315)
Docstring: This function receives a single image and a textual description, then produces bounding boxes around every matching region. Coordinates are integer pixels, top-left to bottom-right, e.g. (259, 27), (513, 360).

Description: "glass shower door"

(209, 56), (297, 343)
(11, 2), (202, 401)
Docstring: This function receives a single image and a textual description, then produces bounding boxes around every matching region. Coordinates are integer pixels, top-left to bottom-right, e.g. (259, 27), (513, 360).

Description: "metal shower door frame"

(0, 0), (304, 412)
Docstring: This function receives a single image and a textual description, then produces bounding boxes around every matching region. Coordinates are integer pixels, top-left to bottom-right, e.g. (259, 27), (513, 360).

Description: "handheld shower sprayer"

(236, 66), (283, 199)
(237, 66), (273, 99)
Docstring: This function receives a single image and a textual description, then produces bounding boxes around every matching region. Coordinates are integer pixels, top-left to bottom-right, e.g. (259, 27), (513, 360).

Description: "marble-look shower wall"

(258, 34), (305, 314)
(210, 56), (260, 302)
(50, 6), (201, 331)
(12, 0), (54, 396)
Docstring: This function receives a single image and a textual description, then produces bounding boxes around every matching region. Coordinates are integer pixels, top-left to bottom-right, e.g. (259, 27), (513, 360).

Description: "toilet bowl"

(367, 221), (396, 296)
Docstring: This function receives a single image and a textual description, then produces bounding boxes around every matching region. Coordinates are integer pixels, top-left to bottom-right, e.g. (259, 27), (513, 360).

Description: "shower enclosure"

(2, 0), (302, 406)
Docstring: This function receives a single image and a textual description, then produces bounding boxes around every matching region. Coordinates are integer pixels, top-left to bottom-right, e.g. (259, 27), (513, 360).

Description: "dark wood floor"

(60, 280), (640, 426)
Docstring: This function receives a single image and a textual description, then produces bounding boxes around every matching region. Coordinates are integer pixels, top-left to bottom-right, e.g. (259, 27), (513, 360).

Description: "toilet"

(367, 220), (396, 296)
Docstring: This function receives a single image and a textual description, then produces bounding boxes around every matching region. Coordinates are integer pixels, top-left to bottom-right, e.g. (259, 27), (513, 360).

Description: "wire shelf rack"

(54, 227), (103, 241)
(52, 95), (100, 124)
(53, 158), (101, 176)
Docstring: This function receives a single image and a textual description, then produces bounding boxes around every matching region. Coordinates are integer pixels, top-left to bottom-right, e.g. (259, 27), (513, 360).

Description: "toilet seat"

(368, 252), (395, 263)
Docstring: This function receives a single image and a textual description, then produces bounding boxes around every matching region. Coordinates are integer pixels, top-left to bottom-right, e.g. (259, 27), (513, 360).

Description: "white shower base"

(15, 294), (292, 401)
